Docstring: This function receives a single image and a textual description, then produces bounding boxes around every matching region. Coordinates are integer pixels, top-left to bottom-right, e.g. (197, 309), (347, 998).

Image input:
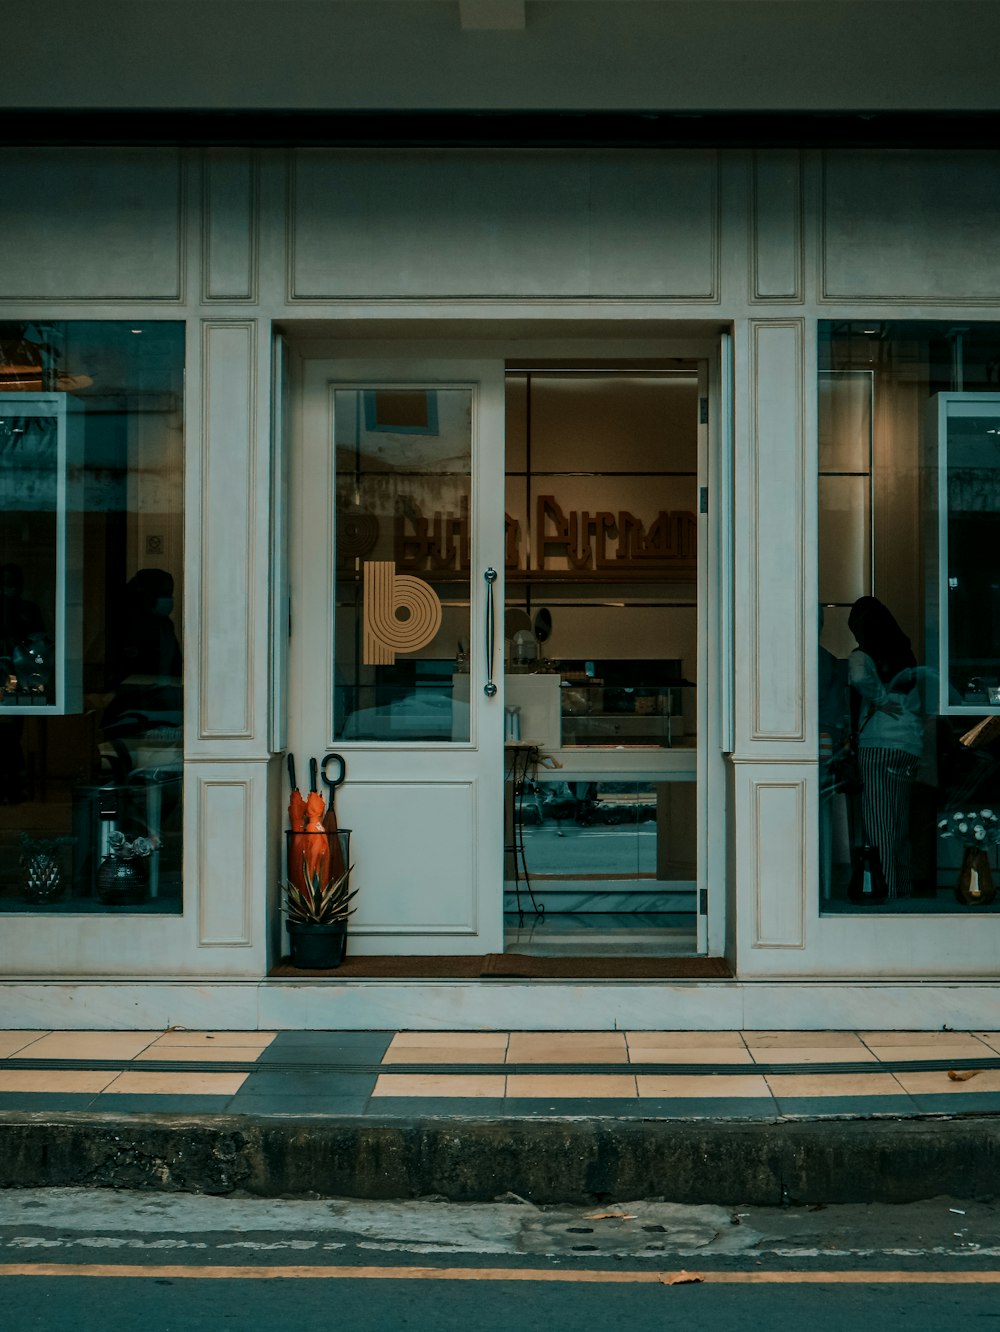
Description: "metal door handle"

(484, 568), (498, 698)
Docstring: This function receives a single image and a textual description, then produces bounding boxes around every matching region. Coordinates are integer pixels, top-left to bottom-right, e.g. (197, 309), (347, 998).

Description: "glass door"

(500, 362), (709, 957)
(289, 357), (505, 955)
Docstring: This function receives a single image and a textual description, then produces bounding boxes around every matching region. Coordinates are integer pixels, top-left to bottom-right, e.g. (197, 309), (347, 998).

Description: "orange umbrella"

(303, 786), (331, 888)
(286, 755), (309, 893)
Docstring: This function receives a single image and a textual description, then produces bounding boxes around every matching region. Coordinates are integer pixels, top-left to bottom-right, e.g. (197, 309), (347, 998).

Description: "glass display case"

(557, 658), (694, 748)
(926, 393), (1000, 715)
(0, 393), (81, 714)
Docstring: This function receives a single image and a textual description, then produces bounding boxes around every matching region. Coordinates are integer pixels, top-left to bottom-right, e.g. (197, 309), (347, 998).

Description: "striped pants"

(858, 746), (919, 899)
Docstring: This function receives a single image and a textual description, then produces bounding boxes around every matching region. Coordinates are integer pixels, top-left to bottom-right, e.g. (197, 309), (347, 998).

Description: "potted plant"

(938, 809), (1000, 905)
(283, 861), (357, 969)
(96, 830), (155, 905)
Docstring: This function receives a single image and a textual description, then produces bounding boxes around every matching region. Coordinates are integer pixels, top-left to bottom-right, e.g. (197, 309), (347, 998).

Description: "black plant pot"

(288, 921), (348, 970)
(96, 855), (149, 906)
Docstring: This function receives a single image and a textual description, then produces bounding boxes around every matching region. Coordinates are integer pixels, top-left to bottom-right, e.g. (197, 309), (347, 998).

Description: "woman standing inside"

(848, 596), (923, 899)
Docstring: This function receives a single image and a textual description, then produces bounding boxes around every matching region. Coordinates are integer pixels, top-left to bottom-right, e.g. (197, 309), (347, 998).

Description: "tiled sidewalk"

(2, 1028), (1000, 1119)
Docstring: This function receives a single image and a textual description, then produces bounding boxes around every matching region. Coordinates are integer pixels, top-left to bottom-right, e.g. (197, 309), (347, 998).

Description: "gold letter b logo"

(363, 561), (443, 665)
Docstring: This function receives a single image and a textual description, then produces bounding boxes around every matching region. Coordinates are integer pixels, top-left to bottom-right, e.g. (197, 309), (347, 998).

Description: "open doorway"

(502, 362), (703, 957)
(280, 325), (726, 978)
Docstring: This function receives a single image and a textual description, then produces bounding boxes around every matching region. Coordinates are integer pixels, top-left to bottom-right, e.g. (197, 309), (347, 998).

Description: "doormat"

(270, 955), (732, 980)
(480, 954), (732, 979)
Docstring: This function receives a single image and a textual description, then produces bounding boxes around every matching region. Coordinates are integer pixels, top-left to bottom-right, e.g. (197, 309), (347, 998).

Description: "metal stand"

(504, 741), (546, 926)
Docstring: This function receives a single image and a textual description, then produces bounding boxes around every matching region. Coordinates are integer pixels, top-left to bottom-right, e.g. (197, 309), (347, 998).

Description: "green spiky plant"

(283, 861), (357, 926)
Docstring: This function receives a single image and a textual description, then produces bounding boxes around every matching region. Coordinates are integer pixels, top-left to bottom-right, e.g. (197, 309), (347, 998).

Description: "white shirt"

(848, 649), (924, 759)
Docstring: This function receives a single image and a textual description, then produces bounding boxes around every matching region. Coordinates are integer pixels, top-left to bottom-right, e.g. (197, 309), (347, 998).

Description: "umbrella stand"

(284, 827), (352, 921)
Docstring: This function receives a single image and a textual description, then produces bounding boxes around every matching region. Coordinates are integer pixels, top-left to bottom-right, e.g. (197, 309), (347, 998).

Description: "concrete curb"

(3, 1112), (1000, 1204)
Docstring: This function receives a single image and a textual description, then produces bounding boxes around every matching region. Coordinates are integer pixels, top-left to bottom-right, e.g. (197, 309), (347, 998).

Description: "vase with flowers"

(938, 809), (999, 905)
(96, 831), (155, 905)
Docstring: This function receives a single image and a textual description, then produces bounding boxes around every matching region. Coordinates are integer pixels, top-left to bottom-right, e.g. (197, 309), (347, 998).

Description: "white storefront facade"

(3, 2), (1000, 1029)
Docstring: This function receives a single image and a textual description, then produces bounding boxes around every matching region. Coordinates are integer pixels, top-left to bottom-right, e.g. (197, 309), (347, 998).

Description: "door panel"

(290, 358), (505, 955)
(337, 779), (480, 933)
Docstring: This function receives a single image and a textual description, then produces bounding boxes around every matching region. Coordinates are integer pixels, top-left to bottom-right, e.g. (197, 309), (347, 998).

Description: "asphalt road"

(3, 1190), (1000, 1331)
(8, 1271), (1000, 1332)
(522, 823), (658, 876)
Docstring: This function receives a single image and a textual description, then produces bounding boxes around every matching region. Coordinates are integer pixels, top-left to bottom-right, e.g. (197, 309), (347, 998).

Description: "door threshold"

(269, 954), (730, 980)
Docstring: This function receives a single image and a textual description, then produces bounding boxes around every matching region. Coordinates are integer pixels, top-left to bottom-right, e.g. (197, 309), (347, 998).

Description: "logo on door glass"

(363, 561), (443, 665)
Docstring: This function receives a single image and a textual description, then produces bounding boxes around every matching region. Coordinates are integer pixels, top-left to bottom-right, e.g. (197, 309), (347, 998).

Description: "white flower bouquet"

(938, 809), (1000, 849)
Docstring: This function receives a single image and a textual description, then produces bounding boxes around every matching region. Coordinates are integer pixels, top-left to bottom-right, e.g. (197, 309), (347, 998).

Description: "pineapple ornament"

(19, 833), (70, 904)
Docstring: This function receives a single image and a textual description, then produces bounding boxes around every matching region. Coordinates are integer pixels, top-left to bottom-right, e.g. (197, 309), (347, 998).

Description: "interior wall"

(874, 346), (927, 650)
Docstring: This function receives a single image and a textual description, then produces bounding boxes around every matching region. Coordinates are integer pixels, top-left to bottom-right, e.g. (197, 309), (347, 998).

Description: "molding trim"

(0, 147), (186, 303)
(339, 777), (481, 937)
(198, 319), (258, 741)
(201, 148), (260, 304)
(819, 149), (1000, 305)
(749, 149), (803, 303)
(196, 776), (254, 947)
(286, 149), (721, 304)
(748, 318), (806, 743)
(730, 754), (818, 766)
(751, 777), (807, 950)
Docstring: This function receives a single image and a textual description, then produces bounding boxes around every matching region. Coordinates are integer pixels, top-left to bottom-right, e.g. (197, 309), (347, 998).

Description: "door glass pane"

(333, 387), (472, 743)
(502, 367), (700, 957)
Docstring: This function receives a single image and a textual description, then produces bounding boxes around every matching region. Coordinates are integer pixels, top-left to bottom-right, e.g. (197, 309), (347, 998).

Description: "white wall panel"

(197, 321), (258, 740)
(749, 775), (807, 949)
(0, 148), (183, 300)
(822, 149), (1000, 302)
(202, 149), (258, 302)
(745, 319), (806, 743)
(751, 150), (802, 301)
(337, 780), (478, 938)
(289, 149), (719, 300)
(196, 774), (255, 946)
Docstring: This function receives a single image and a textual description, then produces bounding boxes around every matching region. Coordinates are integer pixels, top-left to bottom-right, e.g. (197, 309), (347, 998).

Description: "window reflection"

(333, 387), (473, 743)
(819, 322), (1000, 912)
(0, 322), (184, 913)
(506, 780), (697, 956)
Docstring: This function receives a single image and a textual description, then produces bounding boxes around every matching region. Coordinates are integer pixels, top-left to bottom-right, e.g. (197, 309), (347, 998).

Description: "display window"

(0, 322), (184, 913)
(818, 321), (1000, 913)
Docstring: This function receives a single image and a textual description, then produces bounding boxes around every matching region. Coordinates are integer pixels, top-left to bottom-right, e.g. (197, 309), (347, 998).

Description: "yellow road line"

(1, 1264), (1000, 1284)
